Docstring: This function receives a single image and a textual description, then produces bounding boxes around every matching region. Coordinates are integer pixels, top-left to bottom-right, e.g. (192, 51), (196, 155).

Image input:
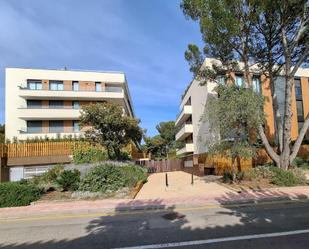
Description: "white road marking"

(114, 229), (309, 249)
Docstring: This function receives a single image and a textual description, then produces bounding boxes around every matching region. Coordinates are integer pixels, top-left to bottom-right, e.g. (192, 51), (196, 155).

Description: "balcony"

(175, 105), (192, 126)
(176, 143), (194, 155)
(18, 107), (81, 120)
(17, 131), (84, 140)
(175, 123), (193, 141)
(18, 87), (125, 101)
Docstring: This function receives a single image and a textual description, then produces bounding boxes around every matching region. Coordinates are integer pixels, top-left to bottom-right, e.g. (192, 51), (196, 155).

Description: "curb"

(1, 195), (309, 221)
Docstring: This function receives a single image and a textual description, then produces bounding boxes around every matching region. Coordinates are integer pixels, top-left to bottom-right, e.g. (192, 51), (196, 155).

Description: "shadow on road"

(1, 194), (309, 248)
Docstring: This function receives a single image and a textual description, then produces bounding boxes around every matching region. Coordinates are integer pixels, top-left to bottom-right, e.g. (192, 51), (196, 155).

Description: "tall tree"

(80, 103), (143, 160)
(181, 0), (309, 169)
(144, 121), (178, 158)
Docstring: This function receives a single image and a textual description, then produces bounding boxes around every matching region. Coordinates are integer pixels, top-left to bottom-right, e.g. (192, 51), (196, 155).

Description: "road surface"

(1, 200), (309, 248)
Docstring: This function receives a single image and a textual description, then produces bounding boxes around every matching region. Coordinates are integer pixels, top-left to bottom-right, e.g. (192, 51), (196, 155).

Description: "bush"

(292, 157), (309, 169)
(30, 164), (64, 191)
(0, 181), (41, 208)
(73, 146), (108, 164)
(109, 151), (132, 161)
(79, 163), (147, 193)
(56, 169), (80, 191)
(270, 167), (305, 186)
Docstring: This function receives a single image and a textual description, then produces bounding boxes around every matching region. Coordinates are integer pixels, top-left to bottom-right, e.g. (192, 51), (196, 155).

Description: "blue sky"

(0, 0), (202, 136)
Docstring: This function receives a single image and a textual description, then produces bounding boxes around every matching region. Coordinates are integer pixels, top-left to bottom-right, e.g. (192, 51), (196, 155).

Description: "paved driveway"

(135, 171), (233, 199)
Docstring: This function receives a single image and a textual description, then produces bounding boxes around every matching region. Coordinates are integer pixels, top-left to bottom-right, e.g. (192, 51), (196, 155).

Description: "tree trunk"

(280, 74), (293, 170)
(231, 156), (237, 182)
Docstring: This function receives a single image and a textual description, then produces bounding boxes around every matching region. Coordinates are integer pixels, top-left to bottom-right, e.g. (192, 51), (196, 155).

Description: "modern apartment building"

(5, 68), (134, 141)
(175, 58), (309, 166)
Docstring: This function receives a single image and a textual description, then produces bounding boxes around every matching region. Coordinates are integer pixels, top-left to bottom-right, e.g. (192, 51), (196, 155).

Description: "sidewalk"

(1, 185), (309, 219)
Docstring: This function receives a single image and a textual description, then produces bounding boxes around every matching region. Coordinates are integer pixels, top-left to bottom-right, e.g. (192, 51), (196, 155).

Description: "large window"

(252, 76), (261, 94)
(95, 82), (101, 92)
(49, 81), (64, 91)
(27, 80), (42, 90)
(49, 100), (63, 109)
(235, 75), (244, 87)
(72, 101), (80, 109)
(73, 120), (80, 132)
(294, 78), (304, 130)
(27, 100), (42, 109)
(72, 81), (79, 91)
(27, 121), (42, 133)
(49, 121), (64, 133)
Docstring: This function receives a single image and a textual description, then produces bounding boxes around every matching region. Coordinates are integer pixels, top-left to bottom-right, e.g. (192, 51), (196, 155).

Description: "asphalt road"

(1, 201), (309, 249)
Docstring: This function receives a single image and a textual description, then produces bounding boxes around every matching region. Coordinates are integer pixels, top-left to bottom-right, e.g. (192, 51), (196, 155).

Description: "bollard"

(191, 171), (194, 185)
(165, 173), (168, 187)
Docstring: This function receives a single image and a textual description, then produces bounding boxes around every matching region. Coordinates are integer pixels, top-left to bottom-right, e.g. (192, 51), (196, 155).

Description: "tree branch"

(290, 114), (309, 163)
(291, 43), (309, 76)
(258, 125), (280, 163)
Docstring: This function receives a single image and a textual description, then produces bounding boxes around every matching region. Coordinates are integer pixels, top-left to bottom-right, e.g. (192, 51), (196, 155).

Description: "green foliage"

(144, 121), (177, 159)
(56, 169), (80, 191)
(270, 167), (306, 187)
(80, 102), (143, 160)
(292, 157), (309, 169)
(30, 165), (64, 191)
(207, 85), (264, 159)
(73, 146), (108, 164)
(79, 163), (147, 193)
(0, 181), (41, 207)
(109, 151), (132, 161)
(246, 165), (307, 187)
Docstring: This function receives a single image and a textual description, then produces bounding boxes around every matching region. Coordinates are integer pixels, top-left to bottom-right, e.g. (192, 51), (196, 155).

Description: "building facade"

(5, 68), (135, 141)
(175, 58), (309, 165)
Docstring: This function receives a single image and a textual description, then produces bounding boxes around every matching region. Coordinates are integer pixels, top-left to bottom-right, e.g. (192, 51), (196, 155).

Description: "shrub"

(292, 157), (309, 169)
(245, 166), (273, 180)
(271, 167), (301, 187)
(109, 151), (132, 161)
(73, 146), (108, 164)
(0, 181), (41, 208)
(56, 169), (81, 191)
(79, 163), (147, 193)
(30, 164), (64, 191)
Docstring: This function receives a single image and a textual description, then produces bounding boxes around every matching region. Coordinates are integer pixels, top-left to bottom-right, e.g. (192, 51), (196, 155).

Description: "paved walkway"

(135, 171), (230, 199)
(1, 184), (309, 219)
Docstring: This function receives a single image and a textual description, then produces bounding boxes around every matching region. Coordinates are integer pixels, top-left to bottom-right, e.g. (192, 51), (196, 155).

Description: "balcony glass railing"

(19, 85), (124, 93)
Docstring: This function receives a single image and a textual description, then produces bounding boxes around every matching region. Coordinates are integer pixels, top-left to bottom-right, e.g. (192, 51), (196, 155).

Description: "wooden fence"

(0, 141), (146, 160)
(138, 159), (183, 173)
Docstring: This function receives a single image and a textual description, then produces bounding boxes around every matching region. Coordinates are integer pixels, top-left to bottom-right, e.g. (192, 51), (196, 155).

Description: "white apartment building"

(5, 68), (135, 141)
(175, 57), (309, 164)
(175, 65), (217, 159)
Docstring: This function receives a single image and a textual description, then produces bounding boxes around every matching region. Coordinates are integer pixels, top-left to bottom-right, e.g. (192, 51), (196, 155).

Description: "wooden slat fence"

(0, 141), (146, 159)
(0, 144), (7, 158)
(140, 159), (183, 173)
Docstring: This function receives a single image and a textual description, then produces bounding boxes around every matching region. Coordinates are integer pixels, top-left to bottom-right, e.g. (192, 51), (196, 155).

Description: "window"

(295, 79), (302, 100)
(49, 121), (64, 133)
(72, 101), (80, 109)
(95, 82), (101, 92)
(27, 100), (42, 109)
(27, 80), (42, 90)
(73, 120), (80, 132)
(296, 101), (304, 122)
(252, 77), (261, 93)
(49, 80), (64, 91)
(235, 75), (244, 87)
(72, 81), (79, 91)
(27, 121), (42, 133)
(24, 166), (50, 179)
(49, 100), (63, 109)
